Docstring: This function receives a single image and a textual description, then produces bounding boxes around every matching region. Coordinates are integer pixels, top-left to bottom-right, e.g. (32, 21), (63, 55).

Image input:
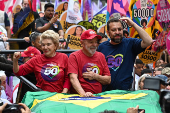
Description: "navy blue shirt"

(4, 12), (10, 27)
(98, 38), (145, 91)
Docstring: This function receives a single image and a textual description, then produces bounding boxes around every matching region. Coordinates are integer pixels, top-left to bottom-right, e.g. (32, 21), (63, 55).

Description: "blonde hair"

(40, 30), (59, 49)
(138, 74), (151, 90)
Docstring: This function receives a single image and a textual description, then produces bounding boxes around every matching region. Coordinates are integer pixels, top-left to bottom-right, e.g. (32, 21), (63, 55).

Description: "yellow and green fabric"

(22, 90), (162, 113)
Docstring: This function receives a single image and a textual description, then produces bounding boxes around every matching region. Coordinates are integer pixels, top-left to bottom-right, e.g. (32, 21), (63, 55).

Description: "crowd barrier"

(0, 38), (66, 42)
(0, 38), (76, 92)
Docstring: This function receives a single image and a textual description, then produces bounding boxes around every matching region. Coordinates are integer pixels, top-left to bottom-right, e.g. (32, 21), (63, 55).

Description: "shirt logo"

(41, 64), (60, 82)
(106, 54), (123, 71)
(82, 63), (100, 83)
(89, 31), (96, 35)
(54, 24), (58, 28)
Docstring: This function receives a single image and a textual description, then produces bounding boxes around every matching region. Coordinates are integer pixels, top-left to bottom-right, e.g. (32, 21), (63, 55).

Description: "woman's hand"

(13, 52), (21, 61)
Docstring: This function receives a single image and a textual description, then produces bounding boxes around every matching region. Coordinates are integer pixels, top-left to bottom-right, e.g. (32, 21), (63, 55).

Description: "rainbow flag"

(22, 90), (162, 113)
(36, 0), (41, 12)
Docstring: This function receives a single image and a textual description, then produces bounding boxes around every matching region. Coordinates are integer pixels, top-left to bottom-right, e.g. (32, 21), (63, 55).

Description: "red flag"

(0, 0), (22, 33)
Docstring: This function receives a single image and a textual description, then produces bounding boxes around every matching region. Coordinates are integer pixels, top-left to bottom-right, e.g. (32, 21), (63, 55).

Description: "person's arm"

(70, 73), (94, 97)
(57, 22), (64, 39)
(5, 26), (11, 38)
(0, 56), (13, 65)
(0, 62), (13, 72)
(36, 16), (58, 33)
(83, 70), (111, 85)
(4, 13), (11, 38)
(120, 17), (153, 48)
(5, 43), (10, 50)
(70, 73), (86, 95)
(13, 52), (21, 73)
(58, 30), (64, 39)
(61, 88), (68, 93)
(0, 103), (8, 113)
(62, 55), (70, 93)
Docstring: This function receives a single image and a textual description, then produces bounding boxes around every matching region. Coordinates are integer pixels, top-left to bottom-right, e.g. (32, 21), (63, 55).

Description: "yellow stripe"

(31, 93), (147, 109)
(13, 12), (34, 38)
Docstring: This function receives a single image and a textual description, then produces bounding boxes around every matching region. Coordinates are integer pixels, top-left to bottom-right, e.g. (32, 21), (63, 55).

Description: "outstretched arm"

(120, 17), (153, 48)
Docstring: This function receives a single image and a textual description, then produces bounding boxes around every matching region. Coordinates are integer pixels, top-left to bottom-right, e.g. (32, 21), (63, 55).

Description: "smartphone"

(138, 109), (145, 113)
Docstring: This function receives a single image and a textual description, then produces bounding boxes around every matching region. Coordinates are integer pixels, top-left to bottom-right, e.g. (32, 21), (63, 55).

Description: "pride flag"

(36, 0), (41, 12)
(22, 90), (162, 113)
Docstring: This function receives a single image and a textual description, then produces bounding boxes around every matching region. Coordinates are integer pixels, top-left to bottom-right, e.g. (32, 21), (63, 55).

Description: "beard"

(85, 45), (97, 55)
(111, 34), (123, 43)
(46, 14), (53, 20)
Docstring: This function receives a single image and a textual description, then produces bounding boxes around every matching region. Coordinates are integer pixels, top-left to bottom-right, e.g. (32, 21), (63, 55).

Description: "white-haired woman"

(138, 74), (151, 90)
(13, 30), (70, 93)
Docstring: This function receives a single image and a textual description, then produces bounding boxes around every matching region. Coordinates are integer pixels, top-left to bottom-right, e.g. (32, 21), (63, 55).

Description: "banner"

(66, 0), (83, 24)
(60, 11), (76, 32)
(132, 0), (156, 28)
(64, 25), (86, 49)
(106, 0), (130, 22)
(91, 14), (106, 29)
(156, 0), (170, 31)
(166, 32), (170, 55)
(22, 90), (162, 113)
(78, 21), (96, 31)
(154, 31), (167, 52)
(138, 46), (162, 64)
(0, 0), (22, 30)
(97, 24), (107, 34)
(55, 2), (68, 19)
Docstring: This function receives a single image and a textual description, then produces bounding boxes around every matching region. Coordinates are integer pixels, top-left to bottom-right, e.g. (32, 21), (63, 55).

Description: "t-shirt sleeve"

(63, 54), (71, 89)
(97, 44), (102, 52)
(35, 18), (43, 29)
(100, 53), (111, 76)
(13, 58), (35, 76)
(4, 13), (10, 27)
(132, 38), (145, 55)
(67, 53), (78, 75)
(57, 21), (63, 30)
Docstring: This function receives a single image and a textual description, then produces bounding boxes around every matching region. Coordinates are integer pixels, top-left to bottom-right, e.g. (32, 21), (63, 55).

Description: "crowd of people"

(0, 0), (169, 113)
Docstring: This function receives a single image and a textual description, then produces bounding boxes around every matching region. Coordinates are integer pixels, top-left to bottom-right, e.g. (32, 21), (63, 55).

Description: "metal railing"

(0, 36), (77, 91)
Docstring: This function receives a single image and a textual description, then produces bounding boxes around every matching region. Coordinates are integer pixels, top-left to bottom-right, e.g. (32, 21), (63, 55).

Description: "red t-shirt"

(14, 52), (70, 92)
(68, 50), (110, 94)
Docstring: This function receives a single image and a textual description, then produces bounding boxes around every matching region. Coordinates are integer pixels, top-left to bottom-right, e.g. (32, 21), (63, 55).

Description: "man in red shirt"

(68, 29), (111, 97)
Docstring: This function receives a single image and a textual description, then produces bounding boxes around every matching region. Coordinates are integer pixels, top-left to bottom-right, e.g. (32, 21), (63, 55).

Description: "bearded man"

(68, 29), (111, 97)
(36, 3), (64, 39)
(97, 17), (153, 91)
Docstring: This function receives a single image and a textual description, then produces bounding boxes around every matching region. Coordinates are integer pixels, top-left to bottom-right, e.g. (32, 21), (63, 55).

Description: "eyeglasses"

(46, 10), (54, 13)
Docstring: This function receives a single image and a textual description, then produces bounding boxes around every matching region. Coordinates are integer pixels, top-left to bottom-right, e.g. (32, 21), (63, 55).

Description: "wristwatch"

(49, 21), (52, 24)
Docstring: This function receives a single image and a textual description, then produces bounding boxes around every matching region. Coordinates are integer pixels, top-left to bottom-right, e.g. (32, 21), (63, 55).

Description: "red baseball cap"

(81, 29), (102, 40)
(21, 46), (41, 58)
